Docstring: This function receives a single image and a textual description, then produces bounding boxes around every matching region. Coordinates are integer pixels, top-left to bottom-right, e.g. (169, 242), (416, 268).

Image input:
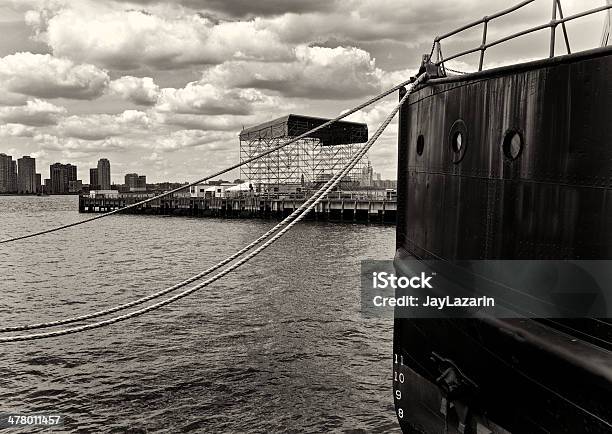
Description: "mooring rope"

(0, 77), (419, 246)
(0, 73), (425, 342)
(0, 74), (422, 334)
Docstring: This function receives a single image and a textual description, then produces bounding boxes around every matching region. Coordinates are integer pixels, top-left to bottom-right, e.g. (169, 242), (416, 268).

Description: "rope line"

(0, 172), (339, 332)
(0, 74), (425, 343)
(444, 67), (468, 75)
(0, 77), (417, 246)
(0, 77), (415, 333)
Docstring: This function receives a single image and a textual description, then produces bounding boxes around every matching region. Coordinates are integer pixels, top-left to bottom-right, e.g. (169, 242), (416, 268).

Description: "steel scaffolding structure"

(239, 114), (369, 193)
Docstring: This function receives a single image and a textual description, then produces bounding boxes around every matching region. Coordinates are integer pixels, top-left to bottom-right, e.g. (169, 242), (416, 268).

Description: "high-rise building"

(35, 173), (42, 194)
(10, 160), (17, 192)
(97, 158), (111, 190)
(0, 153), (17, 193)
(68, 180), (83, 193)
(50, 163), (78, 194)
(0, 153), (11, 193)
(17, 156), (36, 194)
(360, 161), (373, 187)
(125, 173), (138, 190)
(89, 168), (99, 189)
(50, 163), (65, 194)
(125, 173), (147, 192)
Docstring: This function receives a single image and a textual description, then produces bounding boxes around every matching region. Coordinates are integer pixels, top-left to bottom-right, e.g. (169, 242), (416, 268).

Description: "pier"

(78, 194), (397, 224)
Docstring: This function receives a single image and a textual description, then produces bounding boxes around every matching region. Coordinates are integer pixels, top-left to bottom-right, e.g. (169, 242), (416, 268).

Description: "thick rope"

(0, 78), (416, 245)
(0, 173), (345, 332)
(0, 74), (425, 342)
(0, 79), (409, 333)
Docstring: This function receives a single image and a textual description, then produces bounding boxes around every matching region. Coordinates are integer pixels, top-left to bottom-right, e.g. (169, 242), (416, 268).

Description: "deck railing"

(432, 0), (612, 72)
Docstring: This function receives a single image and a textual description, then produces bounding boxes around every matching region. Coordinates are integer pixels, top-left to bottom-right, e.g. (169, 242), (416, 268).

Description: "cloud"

(151, 129), (235, 151)
(34, 127), (236, 154)
(26, 5), (292, 69)
(0, 123), (36, 137)
(0, 89), (28, 106)
(0, 52), (109, 99)
(0, 99), (66, 126)
(155, 112), (247, 131)
(156, 82), (280, 115)
(34, 133), (130, 153)
(202, 45), (385, 99)
(10, 0), (597, 182)
(55, 110), (152, 140)
(109, 0), (338, 18)
(109, 76), (160, 105)
(191, 0), (338, 18)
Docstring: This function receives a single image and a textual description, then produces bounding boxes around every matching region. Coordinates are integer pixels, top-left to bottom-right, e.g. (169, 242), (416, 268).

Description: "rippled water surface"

(0, 195), (399, 433)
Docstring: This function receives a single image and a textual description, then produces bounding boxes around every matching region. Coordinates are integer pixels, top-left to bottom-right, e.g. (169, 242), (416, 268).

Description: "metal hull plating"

(394, 47), (612, 433)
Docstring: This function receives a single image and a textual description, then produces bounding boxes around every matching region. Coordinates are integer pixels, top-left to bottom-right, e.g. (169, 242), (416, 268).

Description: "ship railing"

(432, 0), (612, 73)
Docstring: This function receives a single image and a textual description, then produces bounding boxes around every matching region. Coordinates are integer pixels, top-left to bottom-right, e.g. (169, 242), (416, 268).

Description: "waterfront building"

(240, 114), (368, 192)
(90, 168), (99, 190)
(17, 156), (36, 194)
(372, 179), (398, 189)
(0, 153), (17, 193)
(97, 158), (111, 190)
(50, 163), (78, 194)
(125, 173), (147, 192)
(11, 160), (17, 192)
(125, 173), (138, 190)
(68, 180), (83, 193)
(360, 161), (374, 187)
(35, 173), (42, 194)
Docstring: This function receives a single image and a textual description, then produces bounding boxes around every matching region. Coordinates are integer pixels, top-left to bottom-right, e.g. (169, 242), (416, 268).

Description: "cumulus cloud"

(109, 76), (160, 105)
(109, 0), (338, 18)
(0, 90), (28, 106)
(0, 99), (66, 126)
(0, 52), (109, 99)
(202, 45), (385, 99)
(26, 5), (292, 69)
(155, 112), (248, 131)
(9, 0), (594, 181)
(204, 0), (338, 17)
(56, 110), (152, 140)
(34, 127), (235, 154)
(156, 83), (279, 115)
(34, 133), (127, 153)
(152, 129), (235, 151)
(0, 123), (36, 137)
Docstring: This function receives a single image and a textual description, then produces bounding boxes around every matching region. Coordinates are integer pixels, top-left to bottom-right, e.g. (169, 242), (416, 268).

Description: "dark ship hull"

(393, 46), (612, 433)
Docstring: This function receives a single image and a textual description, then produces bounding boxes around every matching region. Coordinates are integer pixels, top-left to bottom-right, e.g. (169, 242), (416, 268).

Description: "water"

(0, 196), (399, 433)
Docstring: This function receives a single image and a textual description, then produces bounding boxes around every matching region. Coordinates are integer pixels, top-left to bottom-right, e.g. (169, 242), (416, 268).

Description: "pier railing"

(432, 0), (612, 72)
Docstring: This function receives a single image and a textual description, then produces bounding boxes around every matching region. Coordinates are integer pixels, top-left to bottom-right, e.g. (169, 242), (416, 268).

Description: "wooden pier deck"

(79, 195), (397, 224)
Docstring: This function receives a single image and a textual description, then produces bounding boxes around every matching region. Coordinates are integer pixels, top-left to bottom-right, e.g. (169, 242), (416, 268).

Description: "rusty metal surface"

(393, 48), (612, 432)
(400, 48), (612, 261)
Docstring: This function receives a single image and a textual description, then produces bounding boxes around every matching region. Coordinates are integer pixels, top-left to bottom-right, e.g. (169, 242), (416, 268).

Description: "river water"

(0, 195), (399, 433)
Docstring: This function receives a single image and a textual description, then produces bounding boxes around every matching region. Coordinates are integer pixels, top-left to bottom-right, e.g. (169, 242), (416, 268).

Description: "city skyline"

(0, 153), (137, 194)
(0, 152), (394, 193)
(0, 1), (607, 183)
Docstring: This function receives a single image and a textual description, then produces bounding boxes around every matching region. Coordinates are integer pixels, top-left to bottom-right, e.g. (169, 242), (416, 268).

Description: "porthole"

(448, 119), (468, 163)
(502, 129), (524, 160)
(416, 134), (425, 156)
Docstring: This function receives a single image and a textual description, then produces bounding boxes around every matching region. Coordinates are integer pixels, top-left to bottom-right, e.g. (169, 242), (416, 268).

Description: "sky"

(0, 0), (607, 183)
